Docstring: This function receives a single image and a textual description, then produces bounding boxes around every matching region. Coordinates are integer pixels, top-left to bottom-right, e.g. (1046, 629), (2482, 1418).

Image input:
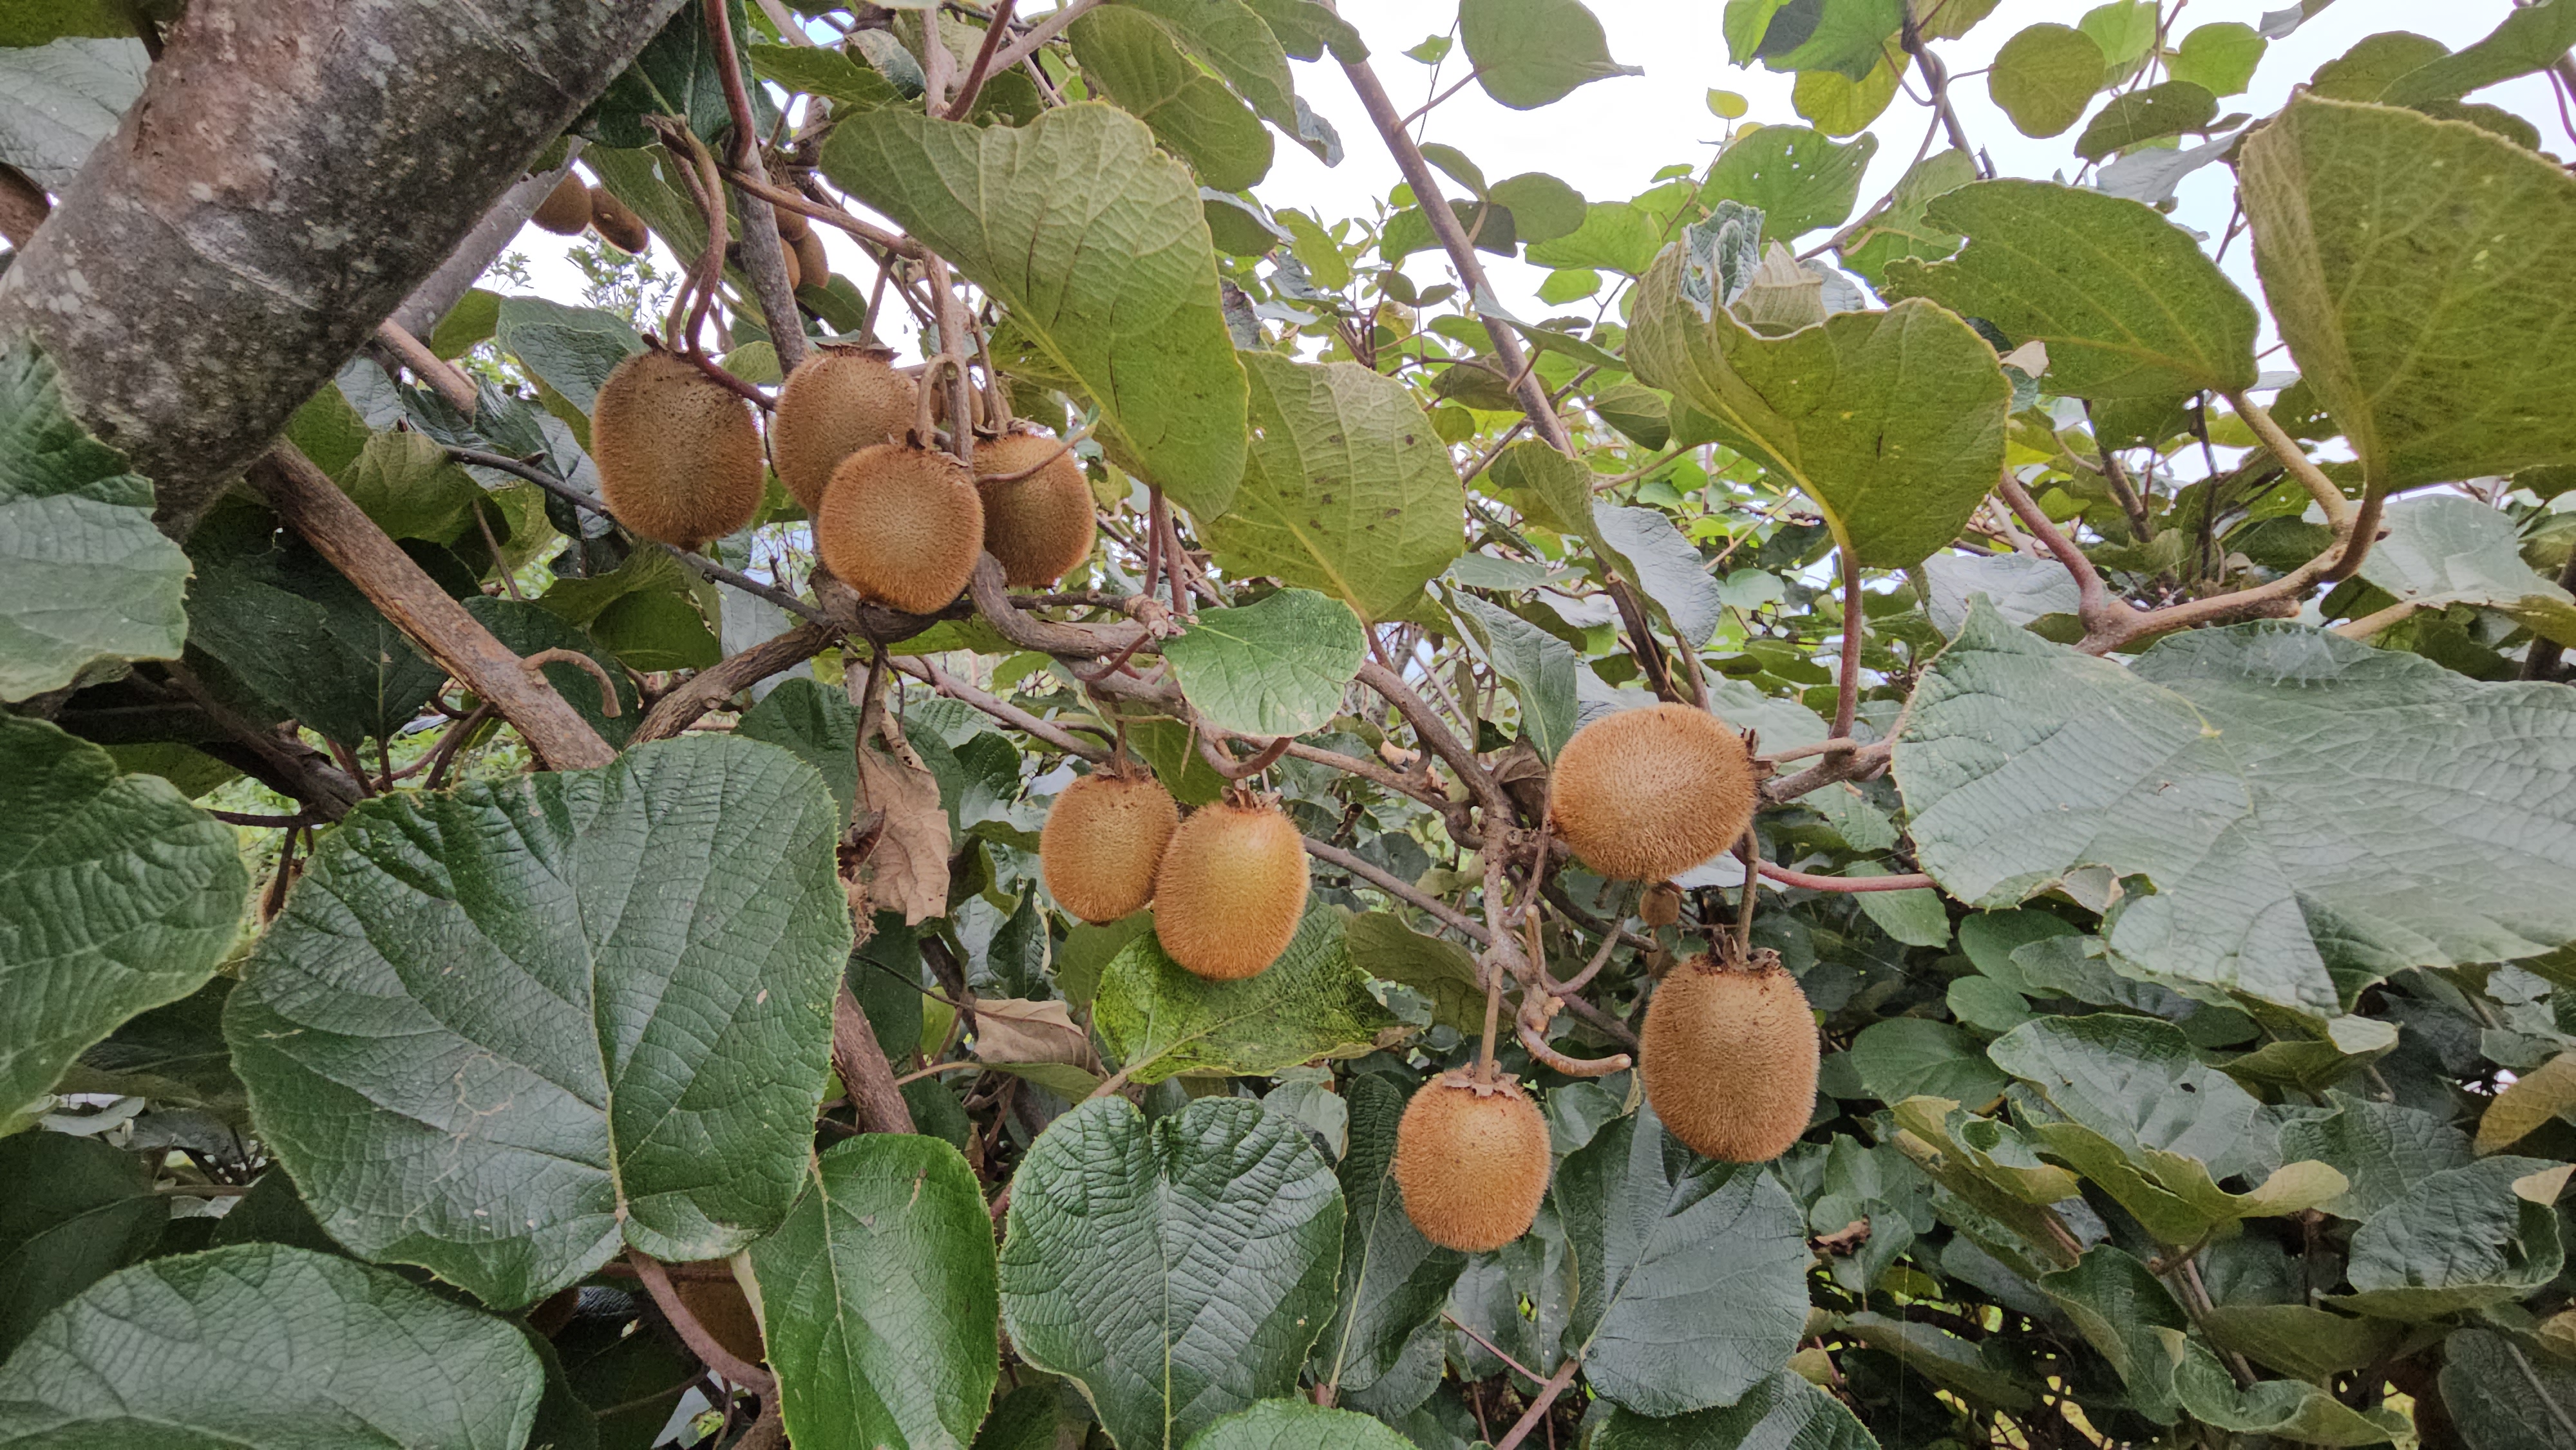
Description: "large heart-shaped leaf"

(998, 1097), (1345, 1450)
(1896, 603), (2576, 1012)
(1593, 1370), (1877, 1450)
(1202, 353), (1463, 625)
(2240, 95), (2576, 489)
(1310, 1074), (1466, 1398)
(225, 735), (849, 1309)
(1116, 0), (1301, 133)
(2357, 494), (2576, 645)
(2276, 1091), (2475, 1219)
(1096, 905), (1398, 1085)
(0, 1130), (165, 1358)
(1629, 218), (2011, 569)
(0, 341), (191, 702)
(1, 715), (245, 1137)
(1553, 1104), (1809, 1415)
(1162, 588), (1367, 737)
(822, 104), (1247, 516)
(0, 1244), (542, 1449)
(750, 1134), (1000, 1450)
(1459, 0), (1641, 110)
(1881, 180), (2259, 400)
(1070, 9), (1274, 193)
(2331, 1156), (2570, 1319)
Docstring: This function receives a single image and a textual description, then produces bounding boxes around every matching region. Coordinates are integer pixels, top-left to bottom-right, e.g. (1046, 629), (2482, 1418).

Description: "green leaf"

(1485, 439), (1594, 534)
(2172, 1347), (2414, 1445)
(1749, 0), (1904, 80)
(1344, 913), (1486, 1034)
(1162, 588), (1367, 737)
(1071, 9), (1274, 193)
(0, 341), (191, 701)
(2170, 21), (2266, 96)
(1555, 1104), (1810, 1415)
(1490, 173), (1587, 245)
(737, 675), (861, 822)
(225, 735), (850, 1310)
(2377, 0), (2576, 106)
(1202, 354), (1463, 625)
(2309, 31), (2450, 102)
(1837, 147), (1976, 287)
(1882, 181), (2258, 400)
(494, 297), (645, 415)
(464, 598), (643, 750)
(0, 715), (245, 1138)
(2036, 1247), (2185, 1419)
(1896, 603), (2576, 1012)
(1445, 590), (1578, 761)
(1117, 0), (1302, 134)
(1459, 0), (1642, 109)
(0, 1), (134, 46)
(750, 1134), (1001, 1450)
(2201, 1304), (2403, 1383)
(1987, 24), (2106, 138)
(1846, 862), (1952, 948)
(2074, 80), (2218, 161)
(1793, 56), (1905, 138)
(1095, 905), (1398, 1085)
(1922, 551), (2079, 636)
(746, 42), (902, 107)
(1839, 1312), (2036, 1409)
(2240, 94), (2576, 491)
(1629, 224), (2011, 569)
(334, 428), (486, 546)
(587, 0), (774, 149)
(0, 1131), (163, 1359)
(1591, 503), (1723, 650)
(1184, 1400), (1416, 1450)
(1311, 1075), (1466, 1397)
(1848, 1019), (2005, 1106)
(2331, 1156), (2569, 1319)
(2358, 493), (2576, 645)
(824, 104), (1247, 516)
(2277, 1092), (2474, 1219)
(999, 1097), (1344, 1450)
(0, 37), (145, 191)
(1526, 201), (1663, 275)
(2077, 1), (2157, 66)
(0, 1244), (543, 1449)
(2441, 1328), (2576, 1450)
(1699, 126), (1877, 244)
(1593, 1370), (1880, 1450)
(1242, 0), (1367, 64)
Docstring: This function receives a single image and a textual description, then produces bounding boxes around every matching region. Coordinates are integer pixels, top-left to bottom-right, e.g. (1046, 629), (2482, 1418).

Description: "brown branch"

(968, 552), (1150, 657)
(704, 0), (806, 375)
(628, 1250), (774, 1393)
(1898, 9), (1985, 177)
(1831, 550), (1865, 742)
(631, 622), (833, 741)
(2222, 388), (2350, 533)
(1492, 1353), (1584, 1450)
(1760, 862), (1938, 892)
(153, 664), (364, 820)
(1356, 660), (1510, 824)
(833, 985), (918, 1134)
(887, 654), (1106, 761)
(982, 0), (1108, 77)
(249, 446), (616, 769)
(372, 321), (477, 412)
(1195, 730), (1292, 780)
(1302, 835), (1489, 940)
(1991, 471), (2145, 654)
(0, 162), (49, 248)
(944, 0), (1019, 118)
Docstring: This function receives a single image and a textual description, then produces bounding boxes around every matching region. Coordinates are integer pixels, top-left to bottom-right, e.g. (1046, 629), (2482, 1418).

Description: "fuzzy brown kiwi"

(773, 348), (918, 514)
(976, 431), (1096, 588)
(773, 200), (810, 242)
(1151, 798), (1309, 980)
(792, 229), (829, 291)
(1040, 769), (1180, 923)
(672, 1276), (765, 1369)
(1642, 950), (1819, 1163)
(1392, 1073), (1551, 1252)
(779, 238), (803, 291)
(1548, 703), (1756, 883)
(1640, 880), (1683, 928)
(591, 350), (764, 551)
(531, 172), (592, 236)
(590, 186), (649, 253)
(815, 442), (985, 615)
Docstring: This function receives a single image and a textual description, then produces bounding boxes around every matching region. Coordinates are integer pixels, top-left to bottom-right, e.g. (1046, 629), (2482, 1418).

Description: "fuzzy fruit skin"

(1548, 703), (1755, 883)
(591, 351), (764, 551)
(590, 186), (649, 252)
(1392, 1074), (1551, 1252)
(1640, 880), (1683, 927)
(673, 1276), (764, 1368)
(780, 240), (802, 290)
(774, 349), (918, 514)
(531, 172), (592, 236)
(815, 443), (985, 615)
(1642, 954), (1819, 1163)
(792, 229), (829, 290)
(976, 431), (1095, 587)
(1041, 772), (1179, 923)
(1151, 801), (1309, 980)
(774, 201), (810, 241)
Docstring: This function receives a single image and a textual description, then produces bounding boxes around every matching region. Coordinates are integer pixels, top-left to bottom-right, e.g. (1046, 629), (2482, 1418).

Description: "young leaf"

(1459, 0), (1642, 111)
(225, 735), (850, 1310)
(1699, 126), (1878, 243)
(2170, 21), (2266, 95)
(1987, 23), (2106, 138)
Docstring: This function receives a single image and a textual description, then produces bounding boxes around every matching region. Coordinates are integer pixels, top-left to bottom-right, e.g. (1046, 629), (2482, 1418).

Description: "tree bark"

(0, 0), (692, 537)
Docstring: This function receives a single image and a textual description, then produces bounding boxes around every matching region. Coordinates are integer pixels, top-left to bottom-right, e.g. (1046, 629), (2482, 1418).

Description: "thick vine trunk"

(0, 0), (692, 536)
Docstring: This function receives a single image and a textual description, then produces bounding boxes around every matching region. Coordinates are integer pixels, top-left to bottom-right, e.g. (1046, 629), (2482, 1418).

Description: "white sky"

(510, 1), (2566, 361)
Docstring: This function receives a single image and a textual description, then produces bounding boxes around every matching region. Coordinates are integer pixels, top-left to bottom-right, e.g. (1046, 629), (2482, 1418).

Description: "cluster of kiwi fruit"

(1039, 772), (1309, 981)
(531, 170), (650, 254)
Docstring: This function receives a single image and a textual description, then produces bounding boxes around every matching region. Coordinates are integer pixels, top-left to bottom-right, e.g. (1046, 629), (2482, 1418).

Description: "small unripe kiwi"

(792, 229), (829, 291)
(815, 442), (984, 615)
(590, 186), (649, 253)
(1640, 880), (1683, 928)
(1392, 1073), (1552, 1252)
(531, 172), (592, 236)
(591, 350), (764, 551)
(1642, 952), (1818, 1163)
(1549, 703), (1755, 883)
(976, 431), (1095, 588)
(1041, 770), (1179, 923)
(1151, 799), (1309, 980)
(773, 348), (919, 514)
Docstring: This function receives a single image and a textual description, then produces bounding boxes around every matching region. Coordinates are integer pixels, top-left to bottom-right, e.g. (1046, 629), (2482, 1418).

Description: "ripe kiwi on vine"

(1392, 1071), (1551, 1251)
(773, 346), (918, 515)
(1548, 702), (1756, 883)
(791, 229), (829, 292)
(589, 186), (649, 253)
(1640, 879), (1683, 927)
(1151, 791), (1308, 980)
(1040, 767), (1179, 923)
(814, 441), (984, 615)
(531, 172), (592, 236)
(976, 430), (1095, 588)
(590, 348), (764, 551)
(1642, 946), (1819, 1163)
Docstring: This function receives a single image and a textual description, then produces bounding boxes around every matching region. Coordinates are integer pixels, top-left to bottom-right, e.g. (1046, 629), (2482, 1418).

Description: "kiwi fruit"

(589, 186), (649, 253)
(1151, 798), (1309, 980)
(591, 350), (764, 551)
(531, 172), (592, 236)
(1642, 952), (1819, 1163)
(1040, 769), (1179, 923)
(673, 1275), (765, 1368)
(976, 431), (1095, 588)
(1392, 1073), (1552, 1252)
(792, 229), (830, 291)
(773, 201), (810, 242)
(773, 348), (919, 514)
(1548, 703), (1755, 883)
(779, 238), (803, 290)
(815, 442), (985, 614)
(1640, 880), (1683, 928)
